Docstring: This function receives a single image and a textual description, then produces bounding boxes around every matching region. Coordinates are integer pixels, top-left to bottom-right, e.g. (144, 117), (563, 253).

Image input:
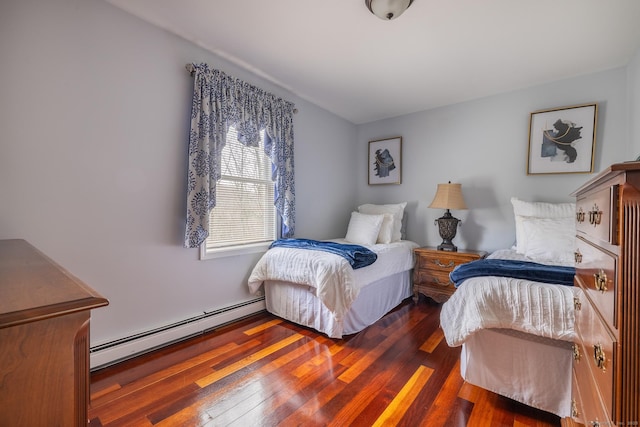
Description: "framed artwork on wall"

(527, 103), (597, 175)
(368, 136), (402, 185)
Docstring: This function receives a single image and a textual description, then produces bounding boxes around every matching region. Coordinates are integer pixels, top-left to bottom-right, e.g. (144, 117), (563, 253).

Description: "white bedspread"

(248, 239), (418, 320)
(440, 249), (577, 347)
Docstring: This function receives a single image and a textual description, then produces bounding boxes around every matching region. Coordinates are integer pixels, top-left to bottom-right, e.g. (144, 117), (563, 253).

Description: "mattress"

(440, 248), (577, 347)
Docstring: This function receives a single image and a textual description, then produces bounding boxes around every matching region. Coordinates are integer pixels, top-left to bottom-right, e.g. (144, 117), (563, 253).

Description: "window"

(200, 127), (277, 259)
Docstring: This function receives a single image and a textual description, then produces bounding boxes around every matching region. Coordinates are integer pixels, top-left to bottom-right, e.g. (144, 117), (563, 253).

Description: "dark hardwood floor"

(89, 299), (561, 426)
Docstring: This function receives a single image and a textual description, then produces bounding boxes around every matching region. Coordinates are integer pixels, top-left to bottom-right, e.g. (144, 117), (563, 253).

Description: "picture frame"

(368, 136), (402, 185)
(527, 103), (597, 175)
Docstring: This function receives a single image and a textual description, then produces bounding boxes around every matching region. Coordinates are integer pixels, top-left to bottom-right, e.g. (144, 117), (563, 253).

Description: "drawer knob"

(574, 249), (583, 264)
(576, 208), (586, 223)
(588, 204), (602, 226)
(572, 343), (581, 362)
(594, 269), (608, 293)
(434, 259), (455, 268)
(573, 297), (582, 311)
(591, 421), (600, 427)
(593, 343), (606, 372)
(571, 399), (579, 418)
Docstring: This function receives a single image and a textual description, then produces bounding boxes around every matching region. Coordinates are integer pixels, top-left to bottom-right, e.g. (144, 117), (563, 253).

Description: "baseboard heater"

(89, 297), (266, 370)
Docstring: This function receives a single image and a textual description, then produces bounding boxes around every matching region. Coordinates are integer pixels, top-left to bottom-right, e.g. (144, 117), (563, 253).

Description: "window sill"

(199, 241), (272, 260)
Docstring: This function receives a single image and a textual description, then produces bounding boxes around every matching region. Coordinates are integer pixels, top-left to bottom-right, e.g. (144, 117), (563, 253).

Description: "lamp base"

(437, 242), (458, 252)
(435, 209), (461, 252)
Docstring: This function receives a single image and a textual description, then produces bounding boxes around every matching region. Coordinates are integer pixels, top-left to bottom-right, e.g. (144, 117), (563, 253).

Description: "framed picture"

(527, 103), (597, 175)
(368, 137), (402, 185)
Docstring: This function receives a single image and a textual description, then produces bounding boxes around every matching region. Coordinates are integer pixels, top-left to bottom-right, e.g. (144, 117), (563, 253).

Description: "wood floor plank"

(419, 358), (466, 426)
(372, 365), (434, 426)
(89, 300), (562, 427)
(90, 341), (242, 408)
(420, 327), (445, 353)
(195, 333), (303, 388)
(242, 318), (283, 335)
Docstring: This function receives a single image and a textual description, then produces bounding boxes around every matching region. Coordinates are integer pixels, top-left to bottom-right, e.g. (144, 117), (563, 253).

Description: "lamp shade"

(365, 0), (414, 20)
(428, 182), (467, 210)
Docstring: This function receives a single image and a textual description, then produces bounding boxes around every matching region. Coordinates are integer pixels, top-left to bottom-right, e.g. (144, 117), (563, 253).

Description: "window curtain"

(184, 63), (296, 248)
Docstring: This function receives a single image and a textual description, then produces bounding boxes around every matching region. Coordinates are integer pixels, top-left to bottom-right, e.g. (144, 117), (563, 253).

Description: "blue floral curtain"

(184, 63), (296, 248)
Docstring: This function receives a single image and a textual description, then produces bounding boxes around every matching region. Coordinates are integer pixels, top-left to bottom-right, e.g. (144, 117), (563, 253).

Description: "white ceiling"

(106, 0), (640, 124)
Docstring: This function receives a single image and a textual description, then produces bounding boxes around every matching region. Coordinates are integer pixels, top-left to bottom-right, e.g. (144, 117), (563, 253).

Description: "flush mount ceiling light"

(365, 0), (414, 20)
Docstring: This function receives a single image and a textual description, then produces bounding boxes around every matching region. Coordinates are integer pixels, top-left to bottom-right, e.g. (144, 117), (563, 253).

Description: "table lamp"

(428, 182), (467, 251)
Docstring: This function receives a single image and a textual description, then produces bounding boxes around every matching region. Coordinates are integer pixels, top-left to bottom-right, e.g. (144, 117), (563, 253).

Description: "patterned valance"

(184, 63), (296, 248)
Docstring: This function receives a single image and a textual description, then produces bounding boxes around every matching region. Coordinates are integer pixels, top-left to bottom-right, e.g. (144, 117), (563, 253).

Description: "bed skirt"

(460, 328), (573, 417)
(264, 270), (412, 338)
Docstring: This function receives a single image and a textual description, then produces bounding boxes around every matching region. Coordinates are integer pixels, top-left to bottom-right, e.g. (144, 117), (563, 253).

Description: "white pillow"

(376, 213), (395, 244)
(511, 197), (575, 253)
(345, 212), (384, 246)
(520, 216), (576, 265)
(358, 202), (407, 242)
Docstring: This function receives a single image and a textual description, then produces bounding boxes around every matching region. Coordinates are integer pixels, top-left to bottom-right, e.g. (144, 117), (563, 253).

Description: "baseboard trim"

(89, 298), (266, 370)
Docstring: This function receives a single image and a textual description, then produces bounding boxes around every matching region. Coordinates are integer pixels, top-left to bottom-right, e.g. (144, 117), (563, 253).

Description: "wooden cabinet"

(565, 162), (640, 427)
(413, 247), (487, 303)
(0, 239), (108, 426)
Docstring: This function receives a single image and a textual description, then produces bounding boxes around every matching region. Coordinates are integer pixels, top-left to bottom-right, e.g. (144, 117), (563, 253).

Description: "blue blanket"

(269, 238), (377, 269)
(449, 259), (575, 288)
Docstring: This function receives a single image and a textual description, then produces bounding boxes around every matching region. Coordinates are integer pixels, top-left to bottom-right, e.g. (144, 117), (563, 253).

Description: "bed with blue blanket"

(440, 248), (578, 417)
(248, 237), (418, 338)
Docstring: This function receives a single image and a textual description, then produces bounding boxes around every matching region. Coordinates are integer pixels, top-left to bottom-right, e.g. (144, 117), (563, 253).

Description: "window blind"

(204, 128), (276, 252)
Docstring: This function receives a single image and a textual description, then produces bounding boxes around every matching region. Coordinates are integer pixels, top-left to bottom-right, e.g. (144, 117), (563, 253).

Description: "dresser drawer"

(574, 290), (617, 421)
(574, 237), (617, 329)
(576, 186), (617, 245)
(572, 352), (613, 427)
(570, 367), (585, 424)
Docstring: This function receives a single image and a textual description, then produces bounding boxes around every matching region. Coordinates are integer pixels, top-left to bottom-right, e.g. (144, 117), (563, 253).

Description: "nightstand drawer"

(413, 247), (487, 303)
(415, 270), (452, 287)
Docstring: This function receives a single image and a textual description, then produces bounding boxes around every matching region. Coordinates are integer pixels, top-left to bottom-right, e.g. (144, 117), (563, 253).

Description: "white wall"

(628, 48), (640, 158)
(0, 0), (357, 353)
(357, 68), (630, 252)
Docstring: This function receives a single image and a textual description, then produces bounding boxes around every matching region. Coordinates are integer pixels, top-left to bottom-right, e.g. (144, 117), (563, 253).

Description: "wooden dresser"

(0, 239), (108, 426)
(413, 247), (487, 303)
(566, 162), (640, 427)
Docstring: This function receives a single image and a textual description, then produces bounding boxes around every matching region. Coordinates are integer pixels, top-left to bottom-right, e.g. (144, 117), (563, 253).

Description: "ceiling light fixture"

(365, 0), (414, 20)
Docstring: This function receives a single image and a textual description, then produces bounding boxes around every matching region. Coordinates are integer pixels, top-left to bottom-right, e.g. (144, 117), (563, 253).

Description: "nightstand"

(413, 247), (487, 303)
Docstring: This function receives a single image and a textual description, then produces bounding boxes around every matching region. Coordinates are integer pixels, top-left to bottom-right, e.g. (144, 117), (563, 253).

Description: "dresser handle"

(591, 421), (600, 427)
(571, 399), (579, 418)
(574, 249), (582, 264)
(573, 297), (582, 311)
(594, 269), (607, 293)
(576, 208), (586, 223)
(432, 276), (452, 286)
(572, 343), (581, 362)
(434, 259), (455, 268)
(593, 343), (606, 372)
(589, 204), (602, 226)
